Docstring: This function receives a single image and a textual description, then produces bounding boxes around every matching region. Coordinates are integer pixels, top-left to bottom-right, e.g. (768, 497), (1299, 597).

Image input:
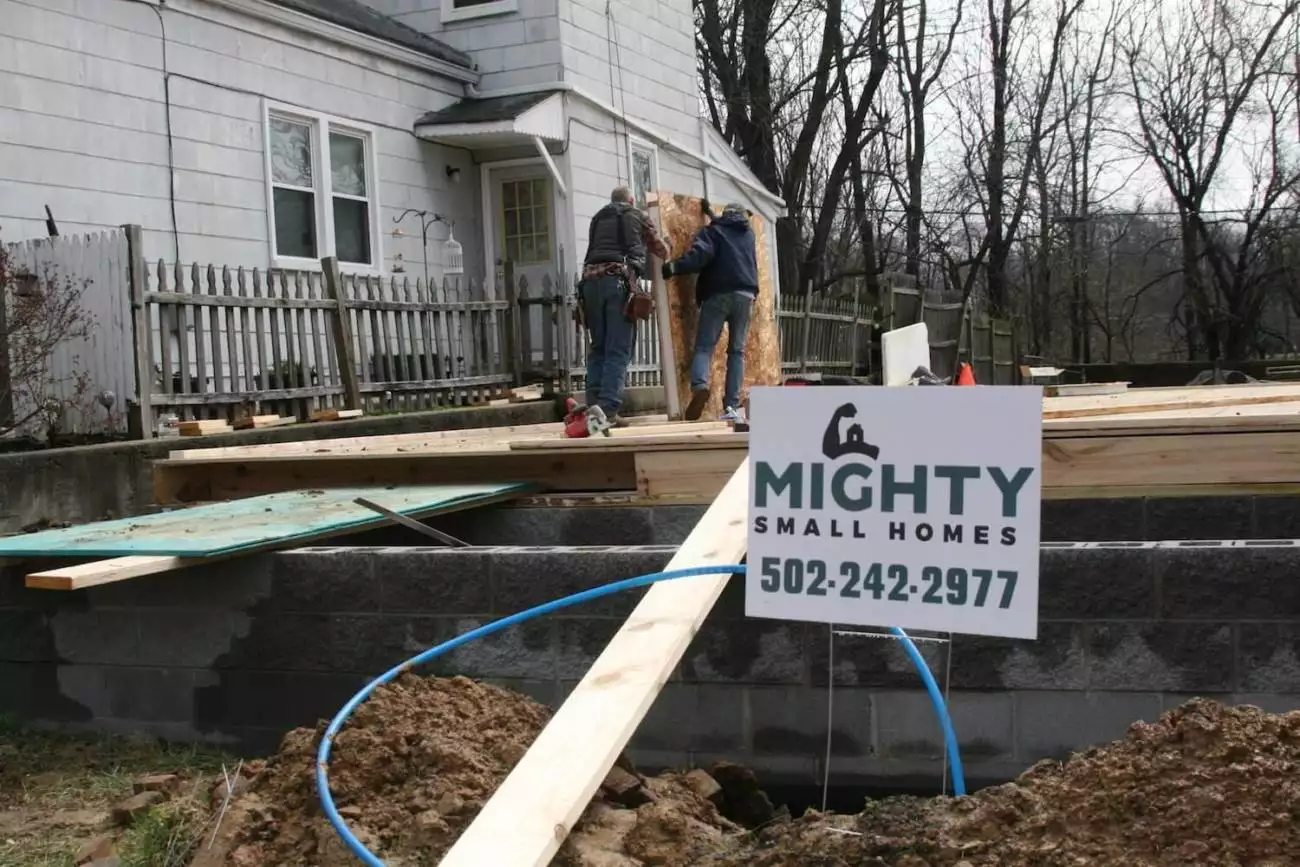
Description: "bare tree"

(0, 238), (95, 440)
(696, 0), (871, 292)
(889, 0), (965, 281)
(1122, 0), (1300, 359)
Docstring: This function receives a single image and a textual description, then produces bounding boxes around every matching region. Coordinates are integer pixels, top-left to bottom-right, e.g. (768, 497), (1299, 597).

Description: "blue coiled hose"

(316, 564), (967, 866)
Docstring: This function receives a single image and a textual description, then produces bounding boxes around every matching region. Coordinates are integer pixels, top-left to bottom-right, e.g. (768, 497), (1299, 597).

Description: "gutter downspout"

(533, 137), (568, 198)
(698, 115), (712, 206)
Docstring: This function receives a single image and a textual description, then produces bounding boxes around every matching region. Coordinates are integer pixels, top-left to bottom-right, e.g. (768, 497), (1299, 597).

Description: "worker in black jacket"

(579, 187), (669, 425)
(662, 203), (758, 422)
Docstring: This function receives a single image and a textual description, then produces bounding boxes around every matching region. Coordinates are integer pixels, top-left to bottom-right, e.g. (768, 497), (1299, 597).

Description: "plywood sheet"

(656, 192), (780, 418)
(0, 484), (531, 557)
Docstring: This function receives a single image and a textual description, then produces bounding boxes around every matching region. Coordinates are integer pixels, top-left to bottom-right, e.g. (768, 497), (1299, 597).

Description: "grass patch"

(0, 715), (227, 808)
(118, 804), (205, 867)
(0, 836), (80, 867)
(0, 716), (234, 867)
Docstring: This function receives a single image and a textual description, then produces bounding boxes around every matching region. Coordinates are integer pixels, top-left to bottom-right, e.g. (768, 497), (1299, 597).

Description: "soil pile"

(212, 675), (551, 866)
(197, 682), (1300, 867)
(709, 697), (1300, 866)
(203, 674), (739, 867)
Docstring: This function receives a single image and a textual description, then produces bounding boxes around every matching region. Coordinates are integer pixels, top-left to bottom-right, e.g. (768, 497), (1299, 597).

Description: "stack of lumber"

(151, 385), (1300, 507)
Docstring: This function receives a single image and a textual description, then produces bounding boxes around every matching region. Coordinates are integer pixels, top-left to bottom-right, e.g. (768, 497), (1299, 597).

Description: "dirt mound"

(936, 697), (1300, 866)
(709, 698), (1300, 867)
(205, 674), (739, 866)
(198, 682), (1300, 867)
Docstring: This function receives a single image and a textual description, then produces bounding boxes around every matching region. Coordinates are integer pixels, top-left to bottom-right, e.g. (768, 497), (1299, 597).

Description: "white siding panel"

(0, 108), (169, 166)
(357, 0), (563, 90)
(0, 73), (163, 134)
(1, 0), (479, 275)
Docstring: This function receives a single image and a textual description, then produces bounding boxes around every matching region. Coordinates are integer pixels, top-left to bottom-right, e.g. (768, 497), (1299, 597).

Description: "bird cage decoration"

(443, 223), (464, 276)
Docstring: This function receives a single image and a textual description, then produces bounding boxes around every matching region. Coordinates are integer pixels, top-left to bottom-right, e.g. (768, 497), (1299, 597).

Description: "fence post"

(322, 256), (362, 410)
(122, 224), (153, 438)
(501, 260), (523, 386)
(798, 279), (813, 373)
(848, 278), (862, 377)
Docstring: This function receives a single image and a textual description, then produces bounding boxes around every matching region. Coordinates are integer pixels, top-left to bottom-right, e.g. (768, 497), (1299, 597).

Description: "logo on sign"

(753, 399), (1034, 548)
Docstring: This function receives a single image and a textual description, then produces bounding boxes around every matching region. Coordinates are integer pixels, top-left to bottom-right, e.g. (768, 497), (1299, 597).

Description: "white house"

(0, 0), (785, 299)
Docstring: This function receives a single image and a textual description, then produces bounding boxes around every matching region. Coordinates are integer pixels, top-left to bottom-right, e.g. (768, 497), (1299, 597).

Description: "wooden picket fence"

(3, 224), (1021, 440)
(126, 226), (511, 430)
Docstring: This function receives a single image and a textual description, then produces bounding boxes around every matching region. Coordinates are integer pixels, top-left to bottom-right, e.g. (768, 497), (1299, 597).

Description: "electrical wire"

(316, 564), (969, 866)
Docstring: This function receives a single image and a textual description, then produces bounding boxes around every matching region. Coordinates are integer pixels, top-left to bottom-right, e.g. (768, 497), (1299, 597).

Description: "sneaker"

(684, 388), (710, 421)
(721, 406), (746, 424)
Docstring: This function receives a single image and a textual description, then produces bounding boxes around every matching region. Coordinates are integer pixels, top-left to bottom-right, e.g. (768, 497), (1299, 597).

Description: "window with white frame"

(266, 105), (379, 270)
(441, 0), (517, 23)
(629, 138), (659, 209)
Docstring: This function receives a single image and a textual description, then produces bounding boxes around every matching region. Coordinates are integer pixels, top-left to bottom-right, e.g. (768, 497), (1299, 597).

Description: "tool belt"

(622, 283), (654, 322)
(577, 266), (656, 324)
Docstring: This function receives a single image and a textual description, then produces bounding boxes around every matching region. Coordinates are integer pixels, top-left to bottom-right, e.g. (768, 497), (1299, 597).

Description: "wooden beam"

(26, 555), (205, 590)
(153, 450), (640, 504)
(438, 460), (751, 867)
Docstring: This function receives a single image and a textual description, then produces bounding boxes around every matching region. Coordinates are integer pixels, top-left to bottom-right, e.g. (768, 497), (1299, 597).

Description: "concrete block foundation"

(5, 541), (1300, 790)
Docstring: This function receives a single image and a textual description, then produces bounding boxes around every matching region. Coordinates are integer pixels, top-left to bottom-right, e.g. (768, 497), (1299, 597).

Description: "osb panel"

(655, 192), (780, 418)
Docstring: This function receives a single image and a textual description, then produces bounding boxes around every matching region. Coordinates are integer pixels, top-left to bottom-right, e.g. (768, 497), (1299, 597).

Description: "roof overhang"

(414, 92), (565, 149)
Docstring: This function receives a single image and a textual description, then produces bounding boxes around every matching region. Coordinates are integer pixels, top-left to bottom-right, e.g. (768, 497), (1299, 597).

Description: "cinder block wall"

(4, 543), (1300, 790)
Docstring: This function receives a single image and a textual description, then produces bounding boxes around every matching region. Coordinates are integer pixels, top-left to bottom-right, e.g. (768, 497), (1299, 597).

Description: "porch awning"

(413, 91), (565, 149)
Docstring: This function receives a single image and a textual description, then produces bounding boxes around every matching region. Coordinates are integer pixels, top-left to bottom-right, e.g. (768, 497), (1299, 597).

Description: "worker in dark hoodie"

(661, 202), (759, 423)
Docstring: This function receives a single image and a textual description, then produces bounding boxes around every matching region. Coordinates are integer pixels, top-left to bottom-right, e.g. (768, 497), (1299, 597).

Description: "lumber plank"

(167, 421), (568, 460)
(1040, 431), (1300, 488)
(507, 427), (738, 451)
(636, 448), (745, 499)
(438, 460), (751, 867)
(26, 555), (204, 590)
(1043, 407), (1300, 435)
(1044, 384), (1300, 419)
(153, 450), (640, 504)
(310, 408), (365, 422)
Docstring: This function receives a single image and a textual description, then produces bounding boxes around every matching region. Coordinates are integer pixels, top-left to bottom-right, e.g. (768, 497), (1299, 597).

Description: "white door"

(490, 166), (557, 369)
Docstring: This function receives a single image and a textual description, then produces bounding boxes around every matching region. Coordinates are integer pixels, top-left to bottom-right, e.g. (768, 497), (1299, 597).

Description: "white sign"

(746, 386), (1042, 639)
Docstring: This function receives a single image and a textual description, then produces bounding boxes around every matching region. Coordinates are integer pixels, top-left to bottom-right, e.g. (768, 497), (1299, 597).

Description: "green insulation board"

(0, 484), (533, 558)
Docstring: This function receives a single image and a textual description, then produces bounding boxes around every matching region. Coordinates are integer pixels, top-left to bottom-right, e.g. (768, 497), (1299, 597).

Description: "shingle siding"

(0, 0), (481, 281)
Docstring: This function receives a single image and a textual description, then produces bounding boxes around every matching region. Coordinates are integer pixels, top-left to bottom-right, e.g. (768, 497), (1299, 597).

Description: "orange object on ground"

(956, 363), (976, 386)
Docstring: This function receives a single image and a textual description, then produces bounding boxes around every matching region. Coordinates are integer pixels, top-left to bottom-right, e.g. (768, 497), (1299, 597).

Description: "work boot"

(684, 388), (710, 421)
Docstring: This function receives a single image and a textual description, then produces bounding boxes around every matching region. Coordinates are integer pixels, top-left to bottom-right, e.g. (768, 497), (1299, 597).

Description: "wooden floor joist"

(437, 460), (751, 867)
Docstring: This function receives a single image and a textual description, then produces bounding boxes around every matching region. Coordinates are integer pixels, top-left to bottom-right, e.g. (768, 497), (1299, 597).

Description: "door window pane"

(329, 133), (367, 197)
(500, 178), (552, 264)
(273, 187), (317, 259)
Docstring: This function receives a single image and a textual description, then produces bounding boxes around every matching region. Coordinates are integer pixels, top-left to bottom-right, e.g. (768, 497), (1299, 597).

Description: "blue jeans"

(691, 291), (754, 410)
(581, 274), (635, 416)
